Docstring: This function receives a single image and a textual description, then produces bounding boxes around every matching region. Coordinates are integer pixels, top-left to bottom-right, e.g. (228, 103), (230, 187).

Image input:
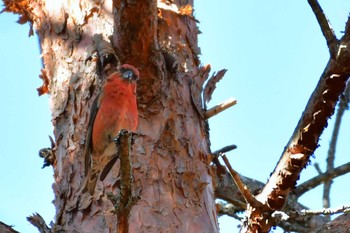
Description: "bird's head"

(119, 64), (139, 82)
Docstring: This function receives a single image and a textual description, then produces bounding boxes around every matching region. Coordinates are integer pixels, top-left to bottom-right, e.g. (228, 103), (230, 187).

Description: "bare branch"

(243, 6), (350, 231)
(323, 80), (350, 218)
(204, 98), (237, 119)
(221, 154), (263, 208)
(212, 144), (237, 176)
(106, 130), (137, 233)
(299, 205), (350, 216)
(190, 65), (211, 119)
(203, 69), (228, 105)
(213, 144), (238, 156)
(308, 0), (338, 56)
(295, 162), (350, 197)
(216, 201), (243, 220)
(27, 213), (51, 233)
(0, 221), (20, 233)
(215, 172), (330, 231)
(116, 130), (133, 211)
(215, 172), (260, 209)
(314, 163), (323, 174)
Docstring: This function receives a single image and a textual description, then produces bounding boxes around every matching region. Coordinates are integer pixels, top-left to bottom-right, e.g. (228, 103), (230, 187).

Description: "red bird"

(81, 64), (139, 195)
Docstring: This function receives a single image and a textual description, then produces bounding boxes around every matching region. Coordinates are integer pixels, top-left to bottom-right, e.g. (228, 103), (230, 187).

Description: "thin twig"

(314, 163), (323, 174)
(295, 162), (350, 197)
(299, 205), (350, 216)
(323, 82), (350, 218)
(308, 0), (338, 57)
(212, 144), (237, 176)
(221, 154), (262, 208)
(204, 98), (237, 119)
(212, 144), (237, 156)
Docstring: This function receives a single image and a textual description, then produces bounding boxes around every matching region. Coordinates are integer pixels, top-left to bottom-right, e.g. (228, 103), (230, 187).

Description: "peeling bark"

(5, 0), (350, 232)
(0, 222), (20, 233)
(2, 0), (219, 232)
(242, 14), (350, 232)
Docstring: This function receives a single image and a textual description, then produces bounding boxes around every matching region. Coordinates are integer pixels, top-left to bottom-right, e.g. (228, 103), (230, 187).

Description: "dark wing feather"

(84, 94), (101, 176)
(99, 155), (119, 181)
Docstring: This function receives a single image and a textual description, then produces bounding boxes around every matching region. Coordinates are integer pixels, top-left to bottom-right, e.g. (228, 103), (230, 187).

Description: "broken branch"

(221, 154), (262, 208)
(27, 213), (51, 233)
(211, 144), (237, 176)
(117, 130), (133, 211)
(204, 97), (237, 119)
(212, 144), (237, 156)
(308, 0), (338, 56)
(106, 130), (136, 233)
(214, 172), (329, 232)
(203, 69), (228, 104)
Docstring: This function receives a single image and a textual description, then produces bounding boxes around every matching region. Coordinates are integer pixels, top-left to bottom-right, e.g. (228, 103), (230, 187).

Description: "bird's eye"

(122, 70), (134, 79)
(120, 68), (139, 81)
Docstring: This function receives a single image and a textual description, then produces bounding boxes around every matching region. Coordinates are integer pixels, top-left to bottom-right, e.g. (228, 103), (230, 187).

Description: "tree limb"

(221, 154), (264, 209)
(211, 144), (237, 176)
(294, 161), (350, 197)
(215, 172), (262, 208)
(323, 80), (350, 219)
(308, 213), (350, 233)
(243, 11), (350, 232)
(216, 201), (243, 220)
(307, 0), (338, 57)
(107, 130), (136, 233)
(299, 205), (350, 216)
(0, 221), (19, 233)
(215, 173), (330, 232)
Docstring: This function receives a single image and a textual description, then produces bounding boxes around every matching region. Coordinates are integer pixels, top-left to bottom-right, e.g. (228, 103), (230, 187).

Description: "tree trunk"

(2, 0), (219, 232)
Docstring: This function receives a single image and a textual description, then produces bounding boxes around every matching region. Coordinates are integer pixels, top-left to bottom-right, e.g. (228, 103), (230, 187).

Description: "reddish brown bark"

(0, 222), (19, 233)
(242, 14), (350, 233)
(2, 0), (218, 232)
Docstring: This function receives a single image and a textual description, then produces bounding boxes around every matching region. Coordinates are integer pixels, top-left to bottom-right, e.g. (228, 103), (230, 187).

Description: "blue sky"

(0, 1), (350, 232)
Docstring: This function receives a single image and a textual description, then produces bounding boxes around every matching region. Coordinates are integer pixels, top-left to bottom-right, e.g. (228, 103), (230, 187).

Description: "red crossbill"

(81, 64), (139, 195)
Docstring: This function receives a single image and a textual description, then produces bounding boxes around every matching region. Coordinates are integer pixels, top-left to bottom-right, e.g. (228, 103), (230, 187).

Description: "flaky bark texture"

(242, 13), (350, 233)
(2, 0), (218, 232)
(0, 222), (19, 233)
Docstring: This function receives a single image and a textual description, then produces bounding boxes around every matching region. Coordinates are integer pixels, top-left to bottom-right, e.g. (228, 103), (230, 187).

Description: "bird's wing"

(84, 94), (101, 176)
(100, 141), (119, 181)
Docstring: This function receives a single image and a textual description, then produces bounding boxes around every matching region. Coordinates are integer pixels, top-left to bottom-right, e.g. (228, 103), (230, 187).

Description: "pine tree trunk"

(2, 0), (219, 232)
